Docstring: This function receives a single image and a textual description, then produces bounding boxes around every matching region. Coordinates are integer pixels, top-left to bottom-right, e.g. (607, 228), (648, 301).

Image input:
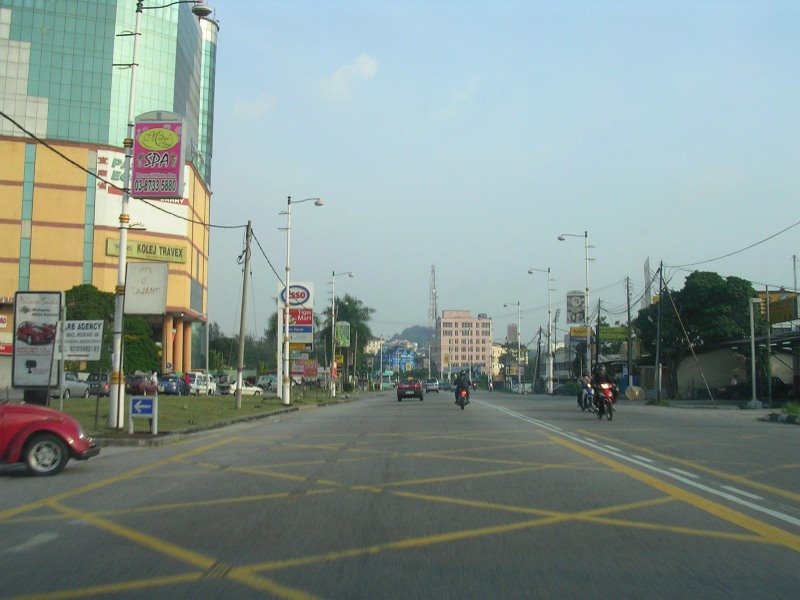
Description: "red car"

(126, 375), (158, 395)
(16, 321), (57, 345)
(397, 378), (423, 401)
(0, 401), (100, 476)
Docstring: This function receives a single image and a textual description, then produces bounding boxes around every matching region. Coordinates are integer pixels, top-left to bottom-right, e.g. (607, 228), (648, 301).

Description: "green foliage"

(634, 271), (761, 390)
(785, 402), (800, 417)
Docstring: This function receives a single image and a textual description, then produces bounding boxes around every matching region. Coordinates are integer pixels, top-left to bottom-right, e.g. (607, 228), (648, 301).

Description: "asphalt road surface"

(1, 391), (798, 599)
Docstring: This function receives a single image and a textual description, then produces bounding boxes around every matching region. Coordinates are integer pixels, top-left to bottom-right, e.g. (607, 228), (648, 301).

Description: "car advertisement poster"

(13, 292), (62, 388)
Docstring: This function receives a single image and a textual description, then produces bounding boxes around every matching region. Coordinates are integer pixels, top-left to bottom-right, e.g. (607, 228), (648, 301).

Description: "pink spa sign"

(131, 111), (186, 199)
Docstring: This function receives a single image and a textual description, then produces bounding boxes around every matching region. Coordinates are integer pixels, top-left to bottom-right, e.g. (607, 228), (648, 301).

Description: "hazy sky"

(207, 0), (800, 344)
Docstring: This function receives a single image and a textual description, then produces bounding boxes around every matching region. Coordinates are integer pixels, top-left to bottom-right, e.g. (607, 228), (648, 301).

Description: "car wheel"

(82, 388), (89, 398)
(254, 390), (261, 396)
(24, 433), (69, 476)
(63, 389), (70, 400)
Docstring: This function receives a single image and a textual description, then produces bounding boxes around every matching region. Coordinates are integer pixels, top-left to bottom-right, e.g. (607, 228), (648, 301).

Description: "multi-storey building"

(432, 310), (492, 381)
(0, 1), (218, 382)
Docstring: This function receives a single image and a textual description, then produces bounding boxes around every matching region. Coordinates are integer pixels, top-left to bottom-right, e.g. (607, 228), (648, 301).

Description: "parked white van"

(188, 372), (217, 395)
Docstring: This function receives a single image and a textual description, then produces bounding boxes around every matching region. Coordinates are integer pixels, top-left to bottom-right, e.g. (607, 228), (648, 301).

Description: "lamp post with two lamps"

(330, 271), (354, 397)
(503, 301), (522, 393)
(557, 231), (592, 376)
(528, 267), (554, 394)
(108, 0), (213, 428)
(280, 196), (323, 406)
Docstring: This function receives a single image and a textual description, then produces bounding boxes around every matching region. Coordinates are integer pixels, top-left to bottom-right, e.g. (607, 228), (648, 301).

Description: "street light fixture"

(528, 267), (554, 394)
(558, 231), (591, 376)
(503, 301), (522, 393)
(108, 0), (213, 429)
(280, 196), (323, 406)
(330, 270), (354, 397)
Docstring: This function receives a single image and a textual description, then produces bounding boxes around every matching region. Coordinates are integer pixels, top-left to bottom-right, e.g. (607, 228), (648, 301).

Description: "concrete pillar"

(162, 314), (174, 373)
(173, 319), (184, 374)
(183, 319), (192, 374)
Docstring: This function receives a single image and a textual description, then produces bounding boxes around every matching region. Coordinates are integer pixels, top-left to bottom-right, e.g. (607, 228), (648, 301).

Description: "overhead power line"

(0, 109), (245, 230)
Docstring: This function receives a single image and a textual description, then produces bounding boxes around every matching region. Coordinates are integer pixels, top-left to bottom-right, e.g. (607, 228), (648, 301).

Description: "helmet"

(596, 365), (606, 374)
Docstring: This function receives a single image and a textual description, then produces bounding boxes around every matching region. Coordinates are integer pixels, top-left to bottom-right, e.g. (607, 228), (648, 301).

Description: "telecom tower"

(429, 265), (438, 329)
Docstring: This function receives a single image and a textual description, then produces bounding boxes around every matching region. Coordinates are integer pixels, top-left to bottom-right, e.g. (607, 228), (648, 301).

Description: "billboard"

(566, 291), (586, 324)
(13, 292), (62, 388)
(335, 321), (351, 347)
(131, 111), (186, 199)
(124, 262), (168, 315)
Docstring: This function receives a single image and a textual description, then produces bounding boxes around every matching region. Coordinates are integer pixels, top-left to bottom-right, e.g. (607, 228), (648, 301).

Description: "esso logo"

(285, 285), (311, 306)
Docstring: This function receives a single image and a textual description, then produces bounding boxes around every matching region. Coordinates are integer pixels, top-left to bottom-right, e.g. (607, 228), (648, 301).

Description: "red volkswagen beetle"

(0, 400), (100, 476)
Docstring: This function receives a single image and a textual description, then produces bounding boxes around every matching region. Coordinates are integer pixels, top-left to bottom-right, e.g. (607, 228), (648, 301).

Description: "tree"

(64, 284), (159, 374)
(633, 271), (762, 393)
(321, 294), (375, 374)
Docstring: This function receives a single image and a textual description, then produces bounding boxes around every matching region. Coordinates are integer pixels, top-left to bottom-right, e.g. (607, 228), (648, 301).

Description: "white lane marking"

(480, 401), (800, 529)
(4, 532), (60, 553)
(721, 486), (765, 501)
(669, 468), (700, 479)
(632, 455), (654, 463)
(604, 445), (622, 453)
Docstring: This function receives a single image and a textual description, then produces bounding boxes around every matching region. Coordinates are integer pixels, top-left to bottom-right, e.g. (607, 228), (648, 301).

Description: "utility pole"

(626, 276), (633, 389)
(655, 262), (663, 402)
(235, 221), (252, 410)
(595, 298), (601, 371)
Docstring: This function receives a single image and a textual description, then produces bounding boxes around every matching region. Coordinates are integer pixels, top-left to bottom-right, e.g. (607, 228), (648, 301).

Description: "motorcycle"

(457, 387), (470, 410)
(595, 382), (616, 420)
(578, 383), (594, 412)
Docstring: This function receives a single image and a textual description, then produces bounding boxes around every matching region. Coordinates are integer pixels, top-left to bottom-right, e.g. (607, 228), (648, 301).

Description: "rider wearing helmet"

(590, 365), (618, 407)
(455, 370), (471, 404)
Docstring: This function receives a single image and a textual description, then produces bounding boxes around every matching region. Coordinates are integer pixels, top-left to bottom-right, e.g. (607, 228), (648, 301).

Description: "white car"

(222, 381), (262, 396)
(187, 372), (217, 395)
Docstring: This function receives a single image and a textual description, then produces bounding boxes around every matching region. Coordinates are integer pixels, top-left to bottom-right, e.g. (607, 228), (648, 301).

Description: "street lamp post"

(330, 270), (353, 397)
(280, 196), (323, 406)
(108, 0), (212, 429)
(749, 297), (761, 409)
(503, 301), (522, 393)
(529, 267), (553, 394)
(558, 231), (591, 376)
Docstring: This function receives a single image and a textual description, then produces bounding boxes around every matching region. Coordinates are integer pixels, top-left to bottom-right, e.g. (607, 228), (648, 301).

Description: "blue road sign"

(130, 396), (154, 418)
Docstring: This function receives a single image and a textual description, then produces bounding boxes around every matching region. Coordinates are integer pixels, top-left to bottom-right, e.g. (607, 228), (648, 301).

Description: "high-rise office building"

(0, 1), (219, 380)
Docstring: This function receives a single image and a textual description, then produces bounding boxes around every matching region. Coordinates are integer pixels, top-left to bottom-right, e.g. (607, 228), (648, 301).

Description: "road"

(1, 391), (798, 599)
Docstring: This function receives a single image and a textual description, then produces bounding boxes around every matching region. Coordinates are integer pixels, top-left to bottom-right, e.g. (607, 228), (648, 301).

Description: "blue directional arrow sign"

(131, 396), (154, 418)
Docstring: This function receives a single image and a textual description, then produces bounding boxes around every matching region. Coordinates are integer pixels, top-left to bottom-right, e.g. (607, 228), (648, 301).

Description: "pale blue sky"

(208, 0), (800, 343)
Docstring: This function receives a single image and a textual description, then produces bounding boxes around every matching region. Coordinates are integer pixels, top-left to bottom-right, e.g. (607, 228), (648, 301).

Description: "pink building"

(433, 310), (493, 380)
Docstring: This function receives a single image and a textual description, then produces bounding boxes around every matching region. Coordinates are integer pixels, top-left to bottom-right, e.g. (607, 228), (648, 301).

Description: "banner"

(131, 111), (186, 199)
(599, 326), (627, 342)
(566, 291), (586, 324)
(335, 321), (351, 347)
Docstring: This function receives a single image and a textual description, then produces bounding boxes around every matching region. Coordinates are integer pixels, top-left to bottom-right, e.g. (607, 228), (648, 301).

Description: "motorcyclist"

(454, 370), (471, 405)
(590, 365), (618, 412)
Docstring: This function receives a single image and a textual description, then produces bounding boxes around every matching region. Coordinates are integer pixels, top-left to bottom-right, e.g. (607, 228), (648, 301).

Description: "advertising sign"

(288, 307), (313, 348)
(59, 320), (104, 361)
(106, 238), (187, 264)
(335, 321), (351, 347)
(279, 282), (314, 308)
(570, 326), (591, 339)
(131, 111), (186, 199)
(124, 262), (168, 315)
(12, 292), (62, 388)
(599, 326), (627, 342)
(566, 291), (586, 324)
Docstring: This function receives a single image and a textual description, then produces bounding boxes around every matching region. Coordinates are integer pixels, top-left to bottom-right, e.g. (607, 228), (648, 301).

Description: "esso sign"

(279, 283), (313, 307)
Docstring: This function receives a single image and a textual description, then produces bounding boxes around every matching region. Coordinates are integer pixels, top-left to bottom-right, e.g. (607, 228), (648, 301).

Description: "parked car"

(0, 399), (100, 475)
(187, 372), (217, 395)
(397, 378), (423, 401)
(424, 378), (440, 393)
(256, 374), (278, 391)
(86, 372), (110, 397)
(16, 321), (56, 345)
(49, 371), (90, 399)
(158, 374), (182, 395)
(127, 375), (158, 395)
(220, 381), (262, 396)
